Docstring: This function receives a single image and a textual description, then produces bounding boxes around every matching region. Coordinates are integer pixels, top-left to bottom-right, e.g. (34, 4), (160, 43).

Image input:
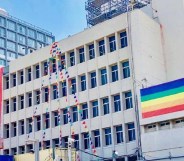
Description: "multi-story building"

(0, 8), (55, 66)
(1, 5), (166, 160)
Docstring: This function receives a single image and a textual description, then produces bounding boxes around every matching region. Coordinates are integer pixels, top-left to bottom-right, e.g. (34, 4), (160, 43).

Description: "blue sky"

(0, 0), (87, 41)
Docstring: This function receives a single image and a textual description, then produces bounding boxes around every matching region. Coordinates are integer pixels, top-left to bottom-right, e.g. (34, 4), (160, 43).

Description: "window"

(83, 133), (89, 149)
(72, 106), (78, 122)
(102, 98), (109, 115)
(74, 135), (79, 149)
(79, 48), (85, 63)
(17, 25), (26, 34)
(63, 137), (68, 148)
(43, 61), (48, 75)
(128, 156), (137, 161)
(5, 77), (9, 89)
(37, 32), (45, 42)
(46, 36), (53, 44)
(35, 90), (40, 105)
(125, 91), (133, 109)
(7, 41), (16, 51)
(0, 48), (5, 55)
(12, 73), (16, 87)
(127, 123), (136, 141)
(12, 97), (16, 112)
(71, 78), (76, 94)
(0, 38), (5, 48)
(105, 128), (112, 145)
(28, 29), (35, 38)
(45, 113), (50, 129)
(101, 68), (107, 85)
(11, 148), (17, 155)
(4, 149), (9, 155)
(0, 27), (5, 37)
(116, 126), (123, 143)
(80, 75), (86, 91)
(45, 140), (50, 149)
(44, 87), (49, 102)
(53, 138), (59, 148)
(99, 40), (105, 56)
(122, 61), (130, 78)
(20, 70), (24, 84)
(28, 38), (36, 48)
(7, 51), (16, 59)
(53, 85), (58, 100)
(4, 100), (9, 114)
(36, 116), (41, 131)
(52, 59), (56, 73)
(89, 44), (95, 59)
(82, 104), (88, 120)
(92, 101), (99, 118)
(27, 118), (32, 133)
(20, 95), (24, 109)
(27, 68), (32, 81)
(12, 122), (17, 137)
(62, 81), (67, 97)
(111, 65), (118, 82)
(7, 30), (15, 41)
(27, 92), (32, 107)
(4, 124), (9, 138)
(17, 35), (26, 45)
(27, 144), (33, 153)
(120, 31), (128, 48)
(19, 120), (24, 135)
(70, 52), (75, 66)
(109, 36), (116, 52)
(7, 20), (15, 30)
(94, 130), (100, 147)
(114, 95), (121, 112)
(0, 59), (5, 66)
(19, 146), (25, 154)
(0, 17), (5, 27)
(37, 42), (45, 49)
(91, 72), (97, 88)
(35, 65), (40, 79)
(60, 55), (65, 70)
(63, 109), (68, 124)
(18, 45), (26, 55)
(54, 112), (59, 127)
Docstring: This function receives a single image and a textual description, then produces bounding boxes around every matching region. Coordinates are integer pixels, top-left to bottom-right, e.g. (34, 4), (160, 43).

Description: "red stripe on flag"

(142, 104), (184, 118)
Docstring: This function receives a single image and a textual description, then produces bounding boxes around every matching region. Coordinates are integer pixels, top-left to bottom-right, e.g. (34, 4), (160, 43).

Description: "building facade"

(1, 7), (166, 161)
(0, 8), (55, 66)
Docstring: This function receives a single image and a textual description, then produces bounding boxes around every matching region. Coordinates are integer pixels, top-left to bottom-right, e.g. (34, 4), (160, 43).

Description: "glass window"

(12, 73), (16, 87)
(94, 130), (100, 147)
(27, 68), (31, 82)
(91, 72), (97, 88)
(0, 59), (5, 66)
(20, 95), (24, 109)
(27, 28), (35, 38)
(99, 40), (105, 56)
(36, 116), (41, 131)
(92, 101), (98, 118)
(51, 59), (56, 73)
(53, 85), (58, 100)
(5, 100), (9, 114)
(45, 113), (50, 129)
(43, 61), (48, 75)
(37, 32), (45, 42)
(63, 109), (68, 124)
(0, 38), (5, 48)
(7, 41), (16, 51)
(17, 35), (26, 44)
(114, 95), (121, 112)
(4, 124), (9, 138)
(71, 78), (76, 94)
(7, 30), (15, 41)
(109, 36), (116, 52)
(82, 103), (88, 120)
(20, 71), (24, 84)
(0, 17), (5, 27)
(101, 68), (107, 85)
(35, 90), (40, 105)
(5, 76), (9, 89)
(89, 44), (95, 59)
(60, 55), (65, 70)
(18, 45), (26, 55)
(122, 61), (130, 78)
(116, 126), (123, 143)
(44, 87), (49, 102)
(28, 38), (36, 48)
(125, 91), (133, 109)
(37, 42), (45, 49)
(120, 31), (128, 48)
(0, 49), (5, 56)
(72, 106), (78, 122)
(28, 92), (32, 107)
(111, 65), (118, 82)
(79, 48), (85, 63)
(74, 135), (79, 149)
(7, 20), (15, 30)
(17, 25), (26, 34)
(0, 27), (5, 37)
(70, 52), (75, 66)
(20, 120), (24, 135)
(105, 128), (112, 146)
(128, 123), (136, 141)
(46, 36), (53, 44)
(27, 118), (32, 133)
(12, 122), (17, 137)
(80, 75), (86, 91)
(35, 65), (40, 79)
(54, 111), (59, 127)
(102, 97), (109, 115)
(7, 51), (16, 59)
(62, 81), (67, 97)
(83, 133), (89, 149)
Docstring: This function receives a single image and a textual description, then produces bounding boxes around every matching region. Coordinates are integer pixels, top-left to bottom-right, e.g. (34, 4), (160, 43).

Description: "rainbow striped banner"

(140, 78), (184, 118)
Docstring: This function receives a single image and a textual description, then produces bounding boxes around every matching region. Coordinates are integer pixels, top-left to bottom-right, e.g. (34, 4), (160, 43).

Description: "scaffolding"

(85, 0), (150, 26)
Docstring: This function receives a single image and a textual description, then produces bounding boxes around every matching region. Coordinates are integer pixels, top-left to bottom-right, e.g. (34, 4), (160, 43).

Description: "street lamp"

(26, 139), (39, 161)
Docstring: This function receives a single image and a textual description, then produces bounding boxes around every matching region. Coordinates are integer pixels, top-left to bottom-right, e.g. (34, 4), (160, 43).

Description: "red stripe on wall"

(142, 104), (184, 118)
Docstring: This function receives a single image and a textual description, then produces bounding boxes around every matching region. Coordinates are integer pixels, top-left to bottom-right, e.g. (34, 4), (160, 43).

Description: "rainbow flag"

(140, 78), (184, 119)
